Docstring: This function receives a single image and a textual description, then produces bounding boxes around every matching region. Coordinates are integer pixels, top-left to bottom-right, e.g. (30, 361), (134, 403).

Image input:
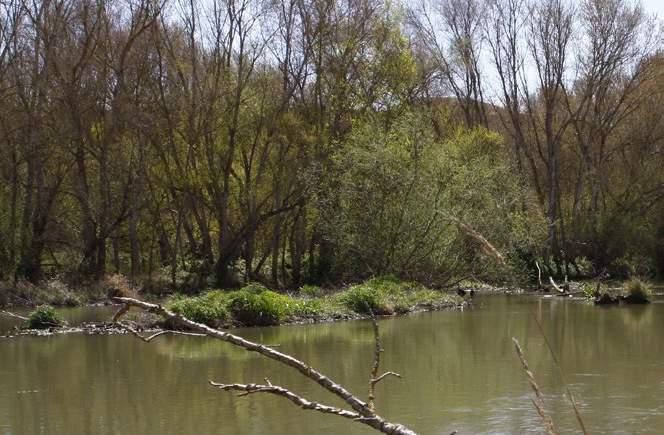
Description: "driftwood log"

(112, 297), (416, 435)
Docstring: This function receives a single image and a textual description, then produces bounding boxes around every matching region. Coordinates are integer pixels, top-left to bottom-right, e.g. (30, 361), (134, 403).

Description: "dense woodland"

(0, 0), (663, 292)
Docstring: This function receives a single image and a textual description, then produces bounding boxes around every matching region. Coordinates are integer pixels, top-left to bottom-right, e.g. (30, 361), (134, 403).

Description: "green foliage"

(339, 284), (391, 315)
(581, 282), (597, 299)
(167, 291), (230, 327)
(337, 278), (459, 315)
(364, 276), (419, 295)
(623, 278), (653, 303)
(298, 285), (322, 298)
(289, 298), (326, 317)
(241, 282), (271, 295)
(164, 278), (462, 326)
(327, 111), (543, 283)
(227, 289), (293, 326)
(573, 257), (594, 277)
(27, 306), (63, 329)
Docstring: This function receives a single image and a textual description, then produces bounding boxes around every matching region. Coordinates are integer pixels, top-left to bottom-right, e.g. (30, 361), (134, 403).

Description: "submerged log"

(593, 293), (620, 305)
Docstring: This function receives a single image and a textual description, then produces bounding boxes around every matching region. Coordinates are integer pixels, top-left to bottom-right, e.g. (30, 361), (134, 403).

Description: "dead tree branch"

(441, 214), (505, 264)
(209, 381), (364, 420)
(548, 276), (564, 293)
(115, 320), (206, 342)
(0, 310), (29, 321)
(512, 337), (555, 435)
(112, 297), (416, 435)
(368, 315), (402, 411)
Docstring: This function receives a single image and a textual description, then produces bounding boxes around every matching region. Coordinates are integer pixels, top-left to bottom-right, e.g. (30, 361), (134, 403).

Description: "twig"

(117, 321), (208, 342)
(512, 337), (556, 435)
(209, 381), (363, 420)
(533, 316), (587, 434)
(368, 315), (402, 411)
(112, 297), (416, 435)
(0, 310), (29, 321)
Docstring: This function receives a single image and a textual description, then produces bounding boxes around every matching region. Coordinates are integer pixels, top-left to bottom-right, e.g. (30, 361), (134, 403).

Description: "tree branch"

(368, 315), (402, 412)
(112, 297), (416, 435)
(0, 310), (29, 321)
(209, 381), (362, 420)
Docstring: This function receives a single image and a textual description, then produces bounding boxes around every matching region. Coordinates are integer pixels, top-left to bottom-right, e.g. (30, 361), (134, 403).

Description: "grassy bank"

(164, 277), (466, 328)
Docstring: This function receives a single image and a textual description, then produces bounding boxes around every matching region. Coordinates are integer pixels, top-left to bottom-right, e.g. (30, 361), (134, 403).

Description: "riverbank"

(1, 277), (470, 335)
(163, 278), (468, 328)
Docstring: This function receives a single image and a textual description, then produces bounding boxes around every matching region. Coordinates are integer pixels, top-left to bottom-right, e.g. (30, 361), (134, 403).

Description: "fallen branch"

(0, 310), (29, 321)
(209, 381), (363, 420)
(548, 276), (565, 293)
(448, 217), (505, 264)
(112, 297), (416, 435)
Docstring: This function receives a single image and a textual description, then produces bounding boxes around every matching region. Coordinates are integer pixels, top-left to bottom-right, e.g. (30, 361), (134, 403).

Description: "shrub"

(28, 306), (63, 329)
(166, 291), (229, 327)
(228, 290), (292, 326)
(241, 282), (270, 295)
(623, 278), (653, 304)
(299, 285), (322, 298)
(339, 284), (391, 315)
(580, 282), (604, 299)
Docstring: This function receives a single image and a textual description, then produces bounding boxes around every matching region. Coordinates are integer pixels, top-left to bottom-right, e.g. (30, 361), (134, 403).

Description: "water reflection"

(2, 295), (664, 434)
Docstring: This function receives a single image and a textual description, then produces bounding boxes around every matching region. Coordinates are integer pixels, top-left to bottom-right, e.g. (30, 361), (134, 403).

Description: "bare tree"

(564, 0), (659, 258)
(524, 0), (575, 273)
(408, 0), (487, 127)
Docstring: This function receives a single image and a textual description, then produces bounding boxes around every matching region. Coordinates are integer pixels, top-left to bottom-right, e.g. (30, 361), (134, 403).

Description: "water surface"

(2, 294), (664, 434)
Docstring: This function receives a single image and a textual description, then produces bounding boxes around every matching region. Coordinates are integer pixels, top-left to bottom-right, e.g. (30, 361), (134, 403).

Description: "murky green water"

(2, 294), (664, 434)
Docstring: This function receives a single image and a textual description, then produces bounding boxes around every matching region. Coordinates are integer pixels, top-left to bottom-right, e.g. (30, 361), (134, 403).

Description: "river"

(2, 293), (664, 434)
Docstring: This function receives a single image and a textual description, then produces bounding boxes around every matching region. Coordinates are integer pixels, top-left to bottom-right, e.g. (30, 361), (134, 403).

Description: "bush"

(241, 282), (271, 295)
(623, 278), (653, 304)
(228, 289), (292, 326)
(28, 306), (63, 329)
(581, 282), (597, 299)
(167, 291), (229, 327)
(299, 285), (322, 298)
(339, 284), (391, 315)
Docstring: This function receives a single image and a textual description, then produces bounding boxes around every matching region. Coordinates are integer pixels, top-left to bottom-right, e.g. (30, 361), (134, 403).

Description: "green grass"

(167, 291), (230, 327)
(164, 277), (463, 327)
(227, 289), (293, 326)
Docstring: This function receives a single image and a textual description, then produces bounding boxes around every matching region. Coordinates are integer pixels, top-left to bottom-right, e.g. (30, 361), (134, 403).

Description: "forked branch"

(368, 315), (402, 411)
(112, 297), (416, 435)
(209, 381), (363, 420)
